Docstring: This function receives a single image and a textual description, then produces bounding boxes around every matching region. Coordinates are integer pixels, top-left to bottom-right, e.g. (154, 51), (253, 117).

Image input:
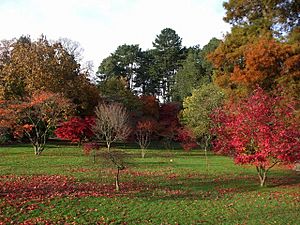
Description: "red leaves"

(55, 116), (95, 144)
(211, 86), (300, 168)
(157, 102), (181, 141)
(176, 127), (198, 151)
(139, 95), (159, 120)
(22, 124), (33, 131)
(0, 91), (73, 154)
(0, 174), (154, 224)
(136, 120), (157, 131)
(135, 119), (157, 154)
(0, 175), (146, 207)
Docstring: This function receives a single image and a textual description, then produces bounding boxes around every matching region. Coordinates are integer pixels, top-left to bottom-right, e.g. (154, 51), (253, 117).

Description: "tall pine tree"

(152, 28), (183, 102)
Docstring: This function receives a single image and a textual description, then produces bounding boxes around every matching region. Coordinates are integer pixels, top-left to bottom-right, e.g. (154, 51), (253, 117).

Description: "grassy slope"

(0, 144), (299, 224)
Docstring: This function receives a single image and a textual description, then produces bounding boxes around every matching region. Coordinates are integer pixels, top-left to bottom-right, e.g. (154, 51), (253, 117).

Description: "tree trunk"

(93, 150), (96, 163)
(259, 171), (267, 187)
(115, 167), (120, 192)
(256, 166), (267, 187)
(141, 148), (145, 158)
(107, 142), (111, 152)
(204, 135), (210, 173)
(33, 143), (44, 155)
(34, 145), (39, 155)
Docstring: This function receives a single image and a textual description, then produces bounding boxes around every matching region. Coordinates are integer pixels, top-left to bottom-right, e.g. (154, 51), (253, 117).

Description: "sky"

(0, 0), (230, 72)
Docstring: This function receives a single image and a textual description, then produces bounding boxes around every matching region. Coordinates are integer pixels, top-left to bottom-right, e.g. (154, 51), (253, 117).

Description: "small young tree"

(92, 103), (131, 191)
(135, 120), (157, 158)
(176, 127), (198, 152)
(211, 87), (300, 187)
(101, 149), (127, 192)
(82, 142), (127, 191)
(93, 103), (131, 151)
(181, 84), (224, 170)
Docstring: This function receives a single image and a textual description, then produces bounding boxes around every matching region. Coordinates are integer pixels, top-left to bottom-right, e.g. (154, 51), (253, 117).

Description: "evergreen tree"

(172, 48), (205, 102)
(97, 44), (141, 89)
(134, 49), (160, 96)
(152, 28), (183, 102)
(172, 38), (221, 102)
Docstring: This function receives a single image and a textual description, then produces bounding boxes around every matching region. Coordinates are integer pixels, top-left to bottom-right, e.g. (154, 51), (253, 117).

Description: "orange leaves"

(22, 124), (33, 131)
(0, 91), (73, 153)
(210, 35), (300, 100)
(0, 100), (22, 130)
(230, 38), (292, 86)
(30, 91), (55, 106)
(0, 36), (95, 115)
(139, 95), (159, 120)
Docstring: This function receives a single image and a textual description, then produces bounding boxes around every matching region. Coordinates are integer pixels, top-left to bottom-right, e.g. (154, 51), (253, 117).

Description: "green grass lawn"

(0, 144), (299, 224)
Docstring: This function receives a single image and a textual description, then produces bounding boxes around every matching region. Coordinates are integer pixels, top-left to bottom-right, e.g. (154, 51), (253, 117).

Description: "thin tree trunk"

(141, 148), (145, 158)
(259, 171), (267, 187)
(204, 135), (210, 173)
(34, 144), (43, 155)
(256, 162), (278, 187)
(115, 167), (120, 192)
(93, 150), (96, 163)
(256, 166), (267, 187)
(34, 145), (39, 155)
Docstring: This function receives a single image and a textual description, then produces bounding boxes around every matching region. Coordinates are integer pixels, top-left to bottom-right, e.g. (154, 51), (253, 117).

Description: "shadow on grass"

(265, 172), (300, 188)
(132, 171), (300, 201)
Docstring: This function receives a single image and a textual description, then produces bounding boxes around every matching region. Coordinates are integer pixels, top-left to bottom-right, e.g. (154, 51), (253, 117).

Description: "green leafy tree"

(223, 0), (299, 36)
(134, 50), (161, 96)
(97, 44), (141, 89)
(98, 77), (141, 111)
(172, 38), (221, 102)
(181, 84), (224, 169)
(96, 55), (118, 81)
(172, 49), (206, 102)
(199, 38), (221, 78)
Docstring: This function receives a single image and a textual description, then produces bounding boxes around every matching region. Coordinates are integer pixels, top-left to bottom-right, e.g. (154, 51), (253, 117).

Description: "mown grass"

(0, 144), (299, 224)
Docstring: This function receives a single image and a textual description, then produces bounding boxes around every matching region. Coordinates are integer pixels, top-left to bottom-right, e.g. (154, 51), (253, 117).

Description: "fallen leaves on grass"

(0, 175), (148, 208)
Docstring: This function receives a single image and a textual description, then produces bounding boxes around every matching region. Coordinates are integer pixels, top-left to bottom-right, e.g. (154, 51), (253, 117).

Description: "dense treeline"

(96, 28), (219, 103)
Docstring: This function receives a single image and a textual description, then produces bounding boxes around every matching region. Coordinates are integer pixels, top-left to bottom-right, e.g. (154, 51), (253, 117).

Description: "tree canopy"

(0, 35), (99, 115)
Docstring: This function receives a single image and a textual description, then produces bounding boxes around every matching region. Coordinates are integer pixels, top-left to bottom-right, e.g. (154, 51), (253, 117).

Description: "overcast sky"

(0, 0), (230, 72)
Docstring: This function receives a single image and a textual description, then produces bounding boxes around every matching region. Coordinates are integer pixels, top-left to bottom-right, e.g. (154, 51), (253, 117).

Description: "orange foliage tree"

(0, 91), (72, 155)
(210, 37), (300, 99)
(231, 39), (293, 87)
(208, 0), (299, 99)
(0, 36), (100, 115)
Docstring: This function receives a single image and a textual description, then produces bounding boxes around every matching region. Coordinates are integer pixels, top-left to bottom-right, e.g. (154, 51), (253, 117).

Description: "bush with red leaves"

(176, 127), (198, 151)
(55, 116), (95, 144)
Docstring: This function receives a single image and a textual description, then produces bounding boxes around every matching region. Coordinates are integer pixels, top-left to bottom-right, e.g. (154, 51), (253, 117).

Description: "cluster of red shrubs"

(54, 96), (198, 152)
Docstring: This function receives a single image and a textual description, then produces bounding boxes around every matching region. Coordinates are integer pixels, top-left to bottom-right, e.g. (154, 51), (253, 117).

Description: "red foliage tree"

(211, 87), (300, 186)
(55, 116), (95, 144)
(157, 103), (181, 149)
(176, 127), (198, 151)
